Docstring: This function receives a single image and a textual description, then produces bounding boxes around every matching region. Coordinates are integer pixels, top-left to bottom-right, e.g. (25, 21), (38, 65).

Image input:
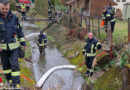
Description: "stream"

(23, 22), (85, 90)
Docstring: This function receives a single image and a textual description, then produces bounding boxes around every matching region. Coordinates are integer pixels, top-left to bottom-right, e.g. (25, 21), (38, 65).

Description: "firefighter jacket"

(21, 4), (26, 9)
(83, 38), (101, 57)
(102, 6), (116, 23)
(38, 34), (47, 46)
(0, 11), (26, 50)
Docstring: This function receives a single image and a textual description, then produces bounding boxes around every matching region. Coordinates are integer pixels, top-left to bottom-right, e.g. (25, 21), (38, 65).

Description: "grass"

(113, 20), (128, 43)
(89, 18), (128, 44)
(19, 59), (35, 87)
(25, 40), (32, 60)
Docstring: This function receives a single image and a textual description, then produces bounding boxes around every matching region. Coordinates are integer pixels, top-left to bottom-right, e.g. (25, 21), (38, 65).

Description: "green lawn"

(113, 20), (128, 42)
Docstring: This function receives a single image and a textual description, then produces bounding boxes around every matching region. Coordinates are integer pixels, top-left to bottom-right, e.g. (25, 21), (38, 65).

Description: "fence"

(84, 16), (107, 39)
(128, 18), (130, 44)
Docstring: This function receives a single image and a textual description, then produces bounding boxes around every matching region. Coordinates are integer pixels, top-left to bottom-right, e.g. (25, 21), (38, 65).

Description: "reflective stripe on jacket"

(0, 10), (26, 50)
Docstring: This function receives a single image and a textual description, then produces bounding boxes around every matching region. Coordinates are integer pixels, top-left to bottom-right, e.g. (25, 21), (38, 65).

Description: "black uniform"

(83, 38), (101, 76)
(102, 6), (116, 33)
(0, 11), (26, 87)
(38, 33), (47, 54)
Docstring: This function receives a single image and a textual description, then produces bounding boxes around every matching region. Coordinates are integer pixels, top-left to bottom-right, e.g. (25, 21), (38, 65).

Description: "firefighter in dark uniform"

(0, 0), (26, 88)
(102, 3), (116, 33)
(48, 0), (53, 19)
(82, 32), (101, 77)
(20, 2), (26, 20)
(38, 31), (47, 55)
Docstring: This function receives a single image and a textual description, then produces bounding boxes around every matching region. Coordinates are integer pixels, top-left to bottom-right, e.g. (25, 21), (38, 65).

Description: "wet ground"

(23, 22), (85, 90)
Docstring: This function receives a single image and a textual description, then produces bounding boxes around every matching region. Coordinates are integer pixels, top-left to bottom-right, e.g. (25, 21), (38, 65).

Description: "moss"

(94, 66), (122, 90)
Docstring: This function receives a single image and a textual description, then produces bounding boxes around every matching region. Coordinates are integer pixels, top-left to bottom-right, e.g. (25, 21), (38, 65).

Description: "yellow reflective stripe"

(19, 37), (25, 42)
(9, 42), (20, 50)
(89, 69), (94, 72)
(0, 43), (7, 50)
(87, 53), (96, 56)
(21, 4), (25, 9)
(111, 18), (116, 22)
(39, 44), (44, 46)
(11, 71), (20, 76)
(96, 42), (101, 46)
(106, 14), (111, 17)
(20, 23), (23, 27)
(91, 44), (94, 53)
(3, 69), (11, 74)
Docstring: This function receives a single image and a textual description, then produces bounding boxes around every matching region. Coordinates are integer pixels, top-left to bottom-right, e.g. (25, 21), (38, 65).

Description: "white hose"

(25, 33), (47, 39)
(25, 33), (40, 39)
(36, 65), (77, 88)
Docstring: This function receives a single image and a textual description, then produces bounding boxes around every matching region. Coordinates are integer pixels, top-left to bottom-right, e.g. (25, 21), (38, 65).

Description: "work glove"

(19, 46), (25, 58)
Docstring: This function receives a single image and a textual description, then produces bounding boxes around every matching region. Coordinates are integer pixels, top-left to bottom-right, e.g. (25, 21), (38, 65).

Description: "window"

(116, 0), (120, 2)
(122, 0), (126, 2)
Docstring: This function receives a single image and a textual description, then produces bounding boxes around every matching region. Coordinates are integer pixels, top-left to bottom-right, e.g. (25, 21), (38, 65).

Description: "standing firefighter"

(48, 0), (53, 19)
(82, 32), (101, 77)
(102, 3), (116, 33)
(20, 2), (26, 20)
(0, 0), (26, 89)
(38, 31), (47, 55)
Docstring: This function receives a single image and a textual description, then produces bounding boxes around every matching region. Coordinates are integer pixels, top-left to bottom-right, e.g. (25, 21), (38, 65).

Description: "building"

(65, 0), (117, 17)
(113, 0), (130, 19)
(122, 2), (130, 20)
(114, 0), (129, 11)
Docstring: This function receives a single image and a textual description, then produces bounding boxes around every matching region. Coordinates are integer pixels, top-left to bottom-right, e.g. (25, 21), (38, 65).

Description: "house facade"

(114, 0), (129, 11)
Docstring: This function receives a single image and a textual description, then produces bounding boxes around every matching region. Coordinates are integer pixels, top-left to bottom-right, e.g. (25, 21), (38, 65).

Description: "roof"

(18, 0), (31, 4)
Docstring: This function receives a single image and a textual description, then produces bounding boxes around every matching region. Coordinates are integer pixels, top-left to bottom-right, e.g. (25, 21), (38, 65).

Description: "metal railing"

(128, 18), (130, 44)
(84, 16), (107, 39)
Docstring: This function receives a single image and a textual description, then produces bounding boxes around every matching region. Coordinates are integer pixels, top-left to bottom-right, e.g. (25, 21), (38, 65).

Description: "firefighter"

(107, 3), (116, 33)
(82, 32), (101, 77)
(48, 0), (53, 19)
(102, 3), (116, 33)
(38, 31), (47, 55)
(0, 0), (26, 89)
(20, 2), (26, 20)
(48, 6), (52, 19)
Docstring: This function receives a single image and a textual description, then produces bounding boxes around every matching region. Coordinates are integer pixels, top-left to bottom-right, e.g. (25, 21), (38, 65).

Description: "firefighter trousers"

(111, 21), (116, 33)
(1, 48), (20, 86)
(86, 56), (95, 69)
(85, 56), (95, 75)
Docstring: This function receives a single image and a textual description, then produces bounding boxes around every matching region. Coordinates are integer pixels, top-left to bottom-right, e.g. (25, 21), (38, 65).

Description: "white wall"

(114, 0), (129, 11)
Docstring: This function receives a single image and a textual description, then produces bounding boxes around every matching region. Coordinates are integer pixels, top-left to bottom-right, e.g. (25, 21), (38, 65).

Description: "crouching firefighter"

(82, 32), (101, 77)
(38, 31), (47, 55)
(0, 0), (26, 89)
